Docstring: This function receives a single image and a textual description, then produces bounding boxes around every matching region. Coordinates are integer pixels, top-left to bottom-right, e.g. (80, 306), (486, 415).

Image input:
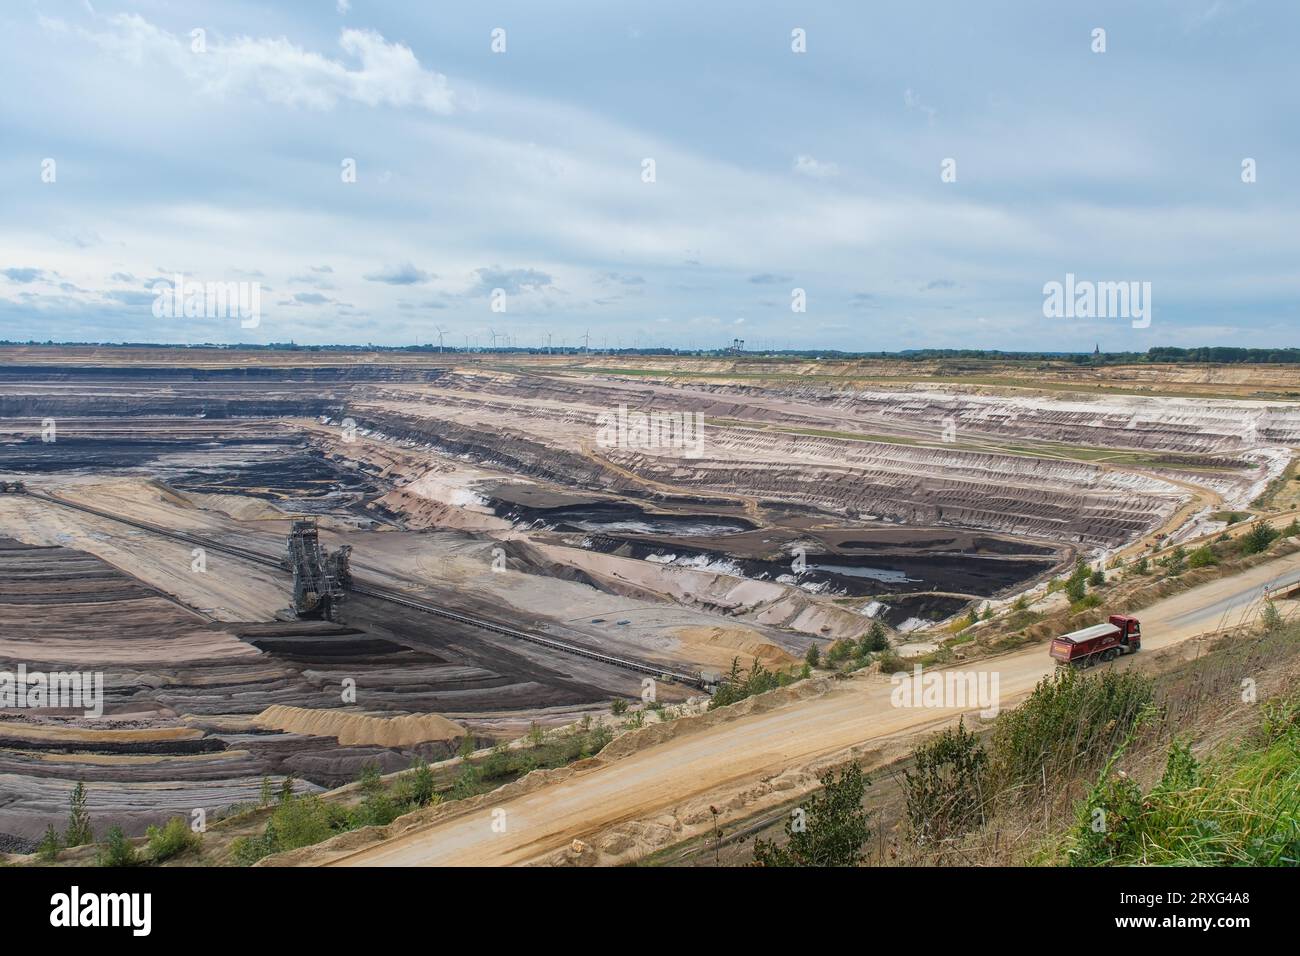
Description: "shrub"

(709, 657), (786, 710)
(610, 697), (628, 715)
(1261, 599), (1283, 632)
(267, 793), (334, 853)
(1159, 546), (1187, 576)
(97, 826), (140, 867)
(875, 649), (904, 674)
(356, 789), (400, 828)
(862, 620), (890, 653)
(1067, 768), (1145, 866)
(1241, 522), (1280, 555)
(230, 834), (275, 866)
(1070, 592), (1103, 613)
(357, 763), (384, 795)
(752, 764), (871, 867)
(989, 667), (1156, 797)
(457, 734), (476, 760)
(1187, 544), (1218, 568)
(406, 756), (435, 807)
(37, 824), (60, 863)
(826, 640), (852, 665)
(904, 718), (988, 844)
(145, 816), (200, 862)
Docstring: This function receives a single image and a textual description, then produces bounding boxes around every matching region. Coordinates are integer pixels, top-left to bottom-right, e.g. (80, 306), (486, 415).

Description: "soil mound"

(253, 705), (464, 747)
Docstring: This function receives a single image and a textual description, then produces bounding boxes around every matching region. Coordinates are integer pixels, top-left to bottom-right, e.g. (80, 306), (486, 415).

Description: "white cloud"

(792, 154), (839, 178)
(67, 14), (455, 113)
(903, 87), (937, 122)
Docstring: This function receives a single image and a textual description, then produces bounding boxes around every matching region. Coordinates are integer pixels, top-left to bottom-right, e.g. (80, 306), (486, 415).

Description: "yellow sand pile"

(0, 724), (204, 744)
(672, 625), (797, 669)
(253, 705), (465, 747)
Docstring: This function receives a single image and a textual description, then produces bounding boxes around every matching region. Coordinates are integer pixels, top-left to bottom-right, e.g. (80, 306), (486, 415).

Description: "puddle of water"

(806, 562), (917, 585)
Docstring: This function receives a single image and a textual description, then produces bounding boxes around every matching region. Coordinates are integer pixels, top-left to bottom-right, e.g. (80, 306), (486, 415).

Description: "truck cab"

(1109, 614), (1141, 652)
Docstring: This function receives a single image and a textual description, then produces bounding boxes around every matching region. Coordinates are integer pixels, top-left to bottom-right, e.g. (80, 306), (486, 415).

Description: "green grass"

(1066, 696), (1300, 865)
(228, 722), (618, 865)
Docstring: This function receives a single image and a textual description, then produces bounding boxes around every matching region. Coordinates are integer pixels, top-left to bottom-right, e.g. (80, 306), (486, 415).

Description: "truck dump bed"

(1049, 622), (1121, 662)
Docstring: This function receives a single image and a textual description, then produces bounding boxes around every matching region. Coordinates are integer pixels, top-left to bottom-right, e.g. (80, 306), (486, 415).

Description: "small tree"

(1088, 569), (1106, 588)
(64, 780), (92, 847)
(458, 733), (476, 760)
(804, 643), (821, 669)
(903, 719), (988, 844)
(863, 620), (890, 653)
(1241, 522), (1280, 555)
(37, 824), (60, 863)
(407, 755), (435, 807)
(752, 763), (871, 867)
(97, 826), (140, 867)
(1066, 556), (1086, 600)
(1261, 599), (1283, 632)
(259, 775), (274, 807)
(1188, 544), (1218, 568)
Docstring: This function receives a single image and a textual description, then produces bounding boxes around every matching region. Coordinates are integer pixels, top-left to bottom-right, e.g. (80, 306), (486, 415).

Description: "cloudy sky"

(1, 0), (1296, 350)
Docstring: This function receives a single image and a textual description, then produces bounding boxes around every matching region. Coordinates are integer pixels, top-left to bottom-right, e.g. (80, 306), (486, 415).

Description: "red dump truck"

(1049, 615), (1141, 668)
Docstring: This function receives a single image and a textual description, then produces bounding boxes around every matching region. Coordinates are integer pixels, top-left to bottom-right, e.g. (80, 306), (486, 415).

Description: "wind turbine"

(433, 325), (448, 353)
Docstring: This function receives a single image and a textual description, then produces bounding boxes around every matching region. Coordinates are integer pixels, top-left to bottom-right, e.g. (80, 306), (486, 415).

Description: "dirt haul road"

(324, 553), (1300, 867)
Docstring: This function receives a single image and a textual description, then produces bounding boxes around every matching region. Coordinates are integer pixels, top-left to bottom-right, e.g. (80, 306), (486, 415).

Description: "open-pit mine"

(0, 346), (1297, 856)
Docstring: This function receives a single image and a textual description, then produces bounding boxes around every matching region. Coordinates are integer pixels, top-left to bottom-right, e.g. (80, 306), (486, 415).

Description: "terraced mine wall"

(581, 533), (1057, 598)
(0, 364), (450, 384)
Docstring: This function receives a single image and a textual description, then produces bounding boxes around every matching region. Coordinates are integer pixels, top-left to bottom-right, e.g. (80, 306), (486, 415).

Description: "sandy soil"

(253, 705), (464, 747)
(670, 626), (797, 670)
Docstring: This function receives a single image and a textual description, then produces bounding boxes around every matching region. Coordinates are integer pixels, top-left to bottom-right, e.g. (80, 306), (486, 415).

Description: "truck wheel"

(1101, 648), (1118, 663)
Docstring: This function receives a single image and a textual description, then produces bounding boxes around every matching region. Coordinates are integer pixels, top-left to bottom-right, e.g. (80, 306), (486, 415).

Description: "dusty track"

(316, 551), (1300, 866)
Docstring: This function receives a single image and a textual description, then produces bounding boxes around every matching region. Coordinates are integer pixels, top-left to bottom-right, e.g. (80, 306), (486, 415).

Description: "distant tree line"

(4, 341), (1299, 364)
